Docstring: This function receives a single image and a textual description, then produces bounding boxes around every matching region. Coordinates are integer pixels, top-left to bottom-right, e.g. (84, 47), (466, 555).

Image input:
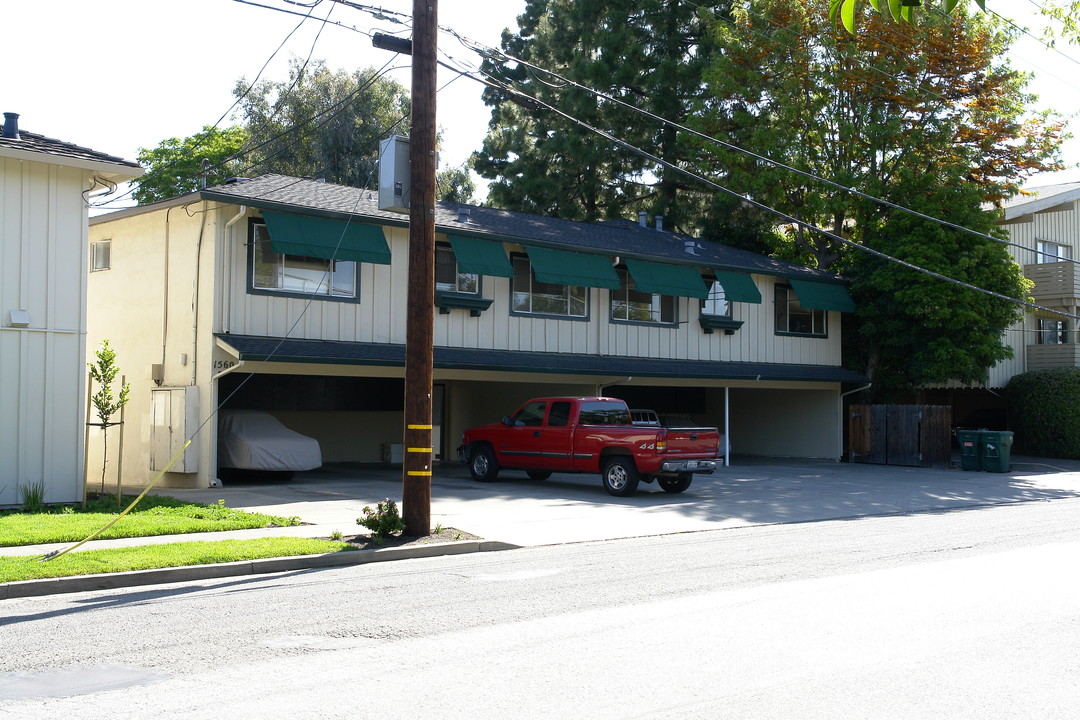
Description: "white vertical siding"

(0, 159), (88, 505)
(224, 218), (843, 367)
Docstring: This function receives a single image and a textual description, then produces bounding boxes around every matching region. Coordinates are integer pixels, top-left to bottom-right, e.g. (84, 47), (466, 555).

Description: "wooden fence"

(848, 404), (951, 469)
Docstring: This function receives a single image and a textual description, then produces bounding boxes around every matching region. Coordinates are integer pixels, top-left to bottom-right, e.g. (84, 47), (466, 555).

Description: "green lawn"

(0, 537), (356, 583)
(0, 494), (302, 547)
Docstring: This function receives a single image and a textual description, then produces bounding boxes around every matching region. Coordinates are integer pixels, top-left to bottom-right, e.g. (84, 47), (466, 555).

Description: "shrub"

(1004, 368), (1080, 459)
(20, 480), (47, 513)
(357, 498), (406, 538)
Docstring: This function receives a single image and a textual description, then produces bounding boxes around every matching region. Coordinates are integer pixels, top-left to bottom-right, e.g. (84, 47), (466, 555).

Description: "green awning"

(789, 278), (856, 313)
(447, 234), (513, 277)
(624, 258), (708, 299)
(524, 246), (620, 289)
(711, 270), (762, 304)
(262, 211), (391, 265)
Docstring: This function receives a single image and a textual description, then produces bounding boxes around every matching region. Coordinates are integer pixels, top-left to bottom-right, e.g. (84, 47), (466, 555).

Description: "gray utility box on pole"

(378, 135), (411, 214)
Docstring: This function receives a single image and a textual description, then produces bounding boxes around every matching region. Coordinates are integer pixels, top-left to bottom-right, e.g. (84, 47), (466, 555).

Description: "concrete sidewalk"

(5, 456), (1080, 598)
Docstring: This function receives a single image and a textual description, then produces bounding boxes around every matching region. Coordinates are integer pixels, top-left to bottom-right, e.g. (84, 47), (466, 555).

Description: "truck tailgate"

(663, 427), (720, 457)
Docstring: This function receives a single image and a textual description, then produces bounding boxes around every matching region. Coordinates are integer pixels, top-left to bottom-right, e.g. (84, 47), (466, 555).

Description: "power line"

(446, 14), (1076, 266)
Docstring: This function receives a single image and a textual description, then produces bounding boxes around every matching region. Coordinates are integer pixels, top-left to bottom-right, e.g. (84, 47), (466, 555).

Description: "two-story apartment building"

(991, 182), (1080, 388)
(88, 174), (863, 489)
(1, 112), (141, 506)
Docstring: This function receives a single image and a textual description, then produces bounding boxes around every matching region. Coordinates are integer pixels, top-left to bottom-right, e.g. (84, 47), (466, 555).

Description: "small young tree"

(88, 339), (131, 495)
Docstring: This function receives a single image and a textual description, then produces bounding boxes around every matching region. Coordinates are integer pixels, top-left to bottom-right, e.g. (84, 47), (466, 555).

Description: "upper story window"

(1036, 240), (1072, 264)
(511, 255), (587, 318)
(435, 244), (478, 294)
(610, 268), (677, 325)
(90, 240), (111, 272)
(250, 222), (357, 300)
(701, 281), (730, 317)
(775, 284), (827, 337)
(1037, 317), (1069, 344)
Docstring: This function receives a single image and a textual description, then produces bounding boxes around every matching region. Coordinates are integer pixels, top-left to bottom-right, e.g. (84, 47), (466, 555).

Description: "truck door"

(498, 400), (548, 467)
(540, 400), (575, 471)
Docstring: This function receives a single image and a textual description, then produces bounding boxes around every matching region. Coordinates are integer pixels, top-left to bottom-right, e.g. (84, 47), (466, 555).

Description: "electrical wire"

(446, 14), (1077, 265)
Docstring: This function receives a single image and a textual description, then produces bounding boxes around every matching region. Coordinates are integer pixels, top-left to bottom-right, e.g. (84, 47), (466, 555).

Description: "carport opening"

(218, 373), (410, 466)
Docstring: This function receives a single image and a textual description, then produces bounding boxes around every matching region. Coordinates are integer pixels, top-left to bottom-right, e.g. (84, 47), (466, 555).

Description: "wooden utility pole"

(402, 0), (437, 536)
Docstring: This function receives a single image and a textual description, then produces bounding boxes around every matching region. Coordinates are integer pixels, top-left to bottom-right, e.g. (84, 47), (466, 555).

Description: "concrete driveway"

(160, 455), (1080, 547)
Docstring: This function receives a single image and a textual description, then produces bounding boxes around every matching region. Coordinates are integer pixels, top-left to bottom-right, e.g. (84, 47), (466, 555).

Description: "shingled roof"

(201, 174), (844, 283)
(0, 127), (141, 173)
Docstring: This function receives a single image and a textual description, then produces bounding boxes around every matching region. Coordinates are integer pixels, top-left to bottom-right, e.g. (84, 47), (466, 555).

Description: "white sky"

(4, 0), (1080, 208)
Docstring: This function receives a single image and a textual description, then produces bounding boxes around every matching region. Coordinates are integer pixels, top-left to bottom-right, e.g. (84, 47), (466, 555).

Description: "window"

(610, 267), (676, 324)
(435, 244), (478, 294)
(548, 401), (571, 427)
(511, 255), (587, 318)
(90, 240), (111, 272)
(511, 401), (547, 426)
(775, 284), (826, 336)
(1036, 240), (1071, 264)
(578, 400), (632, 426)
(1038, 318), (1069, 344)
(701, 281), (730, 317)
(250, 222), (357, 299)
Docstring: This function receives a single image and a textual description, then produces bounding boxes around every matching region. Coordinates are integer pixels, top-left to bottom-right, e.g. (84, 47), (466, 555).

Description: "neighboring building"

(0, 112), (142, 506)
(88, 174), (863, 490)
(994, 182), (1080, 387)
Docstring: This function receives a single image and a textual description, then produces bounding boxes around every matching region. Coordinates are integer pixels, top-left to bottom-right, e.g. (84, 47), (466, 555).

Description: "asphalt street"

(2, 496), (1078, 718)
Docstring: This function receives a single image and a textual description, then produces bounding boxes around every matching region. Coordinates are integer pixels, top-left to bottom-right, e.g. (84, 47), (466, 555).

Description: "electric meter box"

(378, 135), (411, 214)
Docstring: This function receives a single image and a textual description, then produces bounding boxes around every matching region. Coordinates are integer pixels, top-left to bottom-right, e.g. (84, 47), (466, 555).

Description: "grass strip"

(0, 537), (355, 583)
(0, 495), (301, 547)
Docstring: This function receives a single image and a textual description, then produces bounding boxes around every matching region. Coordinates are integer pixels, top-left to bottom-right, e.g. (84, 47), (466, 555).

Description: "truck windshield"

(579, 401), (632, 426)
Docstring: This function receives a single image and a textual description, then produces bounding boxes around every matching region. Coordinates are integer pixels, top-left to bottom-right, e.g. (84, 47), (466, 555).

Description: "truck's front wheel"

(469, 446), (500, 482)
(658, 473), (693, 493)
(602, 457), (640, 497)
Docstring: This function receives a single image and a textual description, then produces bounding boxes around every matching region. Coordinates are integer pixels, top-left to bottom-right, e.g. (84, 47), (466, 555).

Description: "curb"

(0, 539), (520, 601)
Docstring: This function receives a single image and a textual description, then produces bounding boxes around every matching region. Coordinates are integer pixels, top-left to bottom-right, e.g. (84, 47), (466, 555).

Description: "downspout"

(598, 377), (633, 395)
(162, 206), (175, 373)
(724, 386), (730, 467)
(222, 206), (247, 335)
(190, 202), (209, 386)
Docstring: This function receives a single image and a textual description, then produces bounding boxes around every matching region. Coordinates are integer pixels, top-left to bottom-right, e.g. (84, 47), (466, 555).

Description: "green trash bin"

(957, 429), (983, 471)
(980, 431), (1014, 473)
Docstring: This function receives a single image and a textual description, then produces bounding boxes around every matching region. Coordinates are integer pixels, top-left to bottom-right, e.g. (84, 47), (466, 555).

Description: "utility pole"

(402, 0), (437, 536)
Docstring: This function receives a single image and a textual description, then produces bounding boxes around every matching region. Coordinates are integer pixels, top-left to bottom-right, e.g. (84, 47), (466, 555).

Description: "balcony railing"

(1024, 261), (1080, 305)
(1026, 343), (1080, 371)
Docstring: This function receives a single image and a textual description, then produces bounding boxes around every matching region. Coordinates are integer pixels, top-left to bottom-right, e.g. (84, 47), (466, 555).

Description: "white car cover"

(218, 411), (322, 471)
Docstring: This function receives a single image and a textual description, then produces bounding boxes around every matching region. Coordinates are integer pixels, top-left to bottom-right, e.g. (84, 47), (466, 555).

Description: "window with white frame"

(90, 240), (111, 272)
(775, 284), (826, 336)
(511, 255), (587, 317)
(1037, 317), (1069, 344)
(435, 244), (478, 294)
(701, 281), (730, 317)
(610, 267), (676, 324)
(1036, 240), (1072, 264)
(250, 222), (357, 299)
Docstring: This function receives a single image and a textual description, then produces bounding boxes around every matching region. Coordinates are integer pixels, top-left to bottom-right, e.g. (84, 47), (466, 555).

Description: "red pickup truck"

(457, 397), (722, 496)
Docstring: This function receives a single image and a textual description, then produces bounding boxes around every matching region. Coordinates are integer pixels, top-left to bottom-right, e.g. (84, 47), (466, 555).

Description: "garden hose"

(39, 440), (192, 562)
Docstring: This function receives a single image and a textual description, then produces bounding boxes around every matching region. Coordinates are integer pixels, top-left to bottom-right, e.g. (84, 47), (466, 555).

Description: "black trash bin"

(957, 429), (982, 471)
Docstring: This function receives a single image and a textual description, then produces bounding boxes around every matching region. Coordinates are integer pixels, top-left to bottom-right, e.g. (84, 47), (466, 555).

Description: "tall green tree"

(474, 0), (731, 232)
(701, 0), (1063, 394)
(134, 58), (475, 203)
(134, 126), (249, 204)
(236, 58), (411, 188)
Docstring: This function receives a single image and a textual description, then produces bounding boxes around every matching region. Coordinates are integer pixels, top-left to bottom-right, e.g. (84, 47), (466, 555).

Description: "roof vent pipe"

(457, 207), (472, 223)
(656, 215), (664, 232)
(684, 239), (697, 255)
(2, 112), (19, 140)
(638, 211), (647, 227)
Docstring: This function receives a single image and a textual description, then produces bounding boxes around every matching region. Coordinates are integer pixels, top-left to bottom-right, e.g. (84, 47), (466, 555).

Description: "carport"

(214, 334), (865, 475)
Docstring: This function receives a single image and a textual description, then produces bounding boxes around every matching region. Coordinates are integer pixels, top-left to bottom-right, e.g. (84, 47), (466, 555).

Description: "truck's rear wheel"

(658, 473), (693, 494)
(469, 446), (500, 482)
(602, 457), (640, 497)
